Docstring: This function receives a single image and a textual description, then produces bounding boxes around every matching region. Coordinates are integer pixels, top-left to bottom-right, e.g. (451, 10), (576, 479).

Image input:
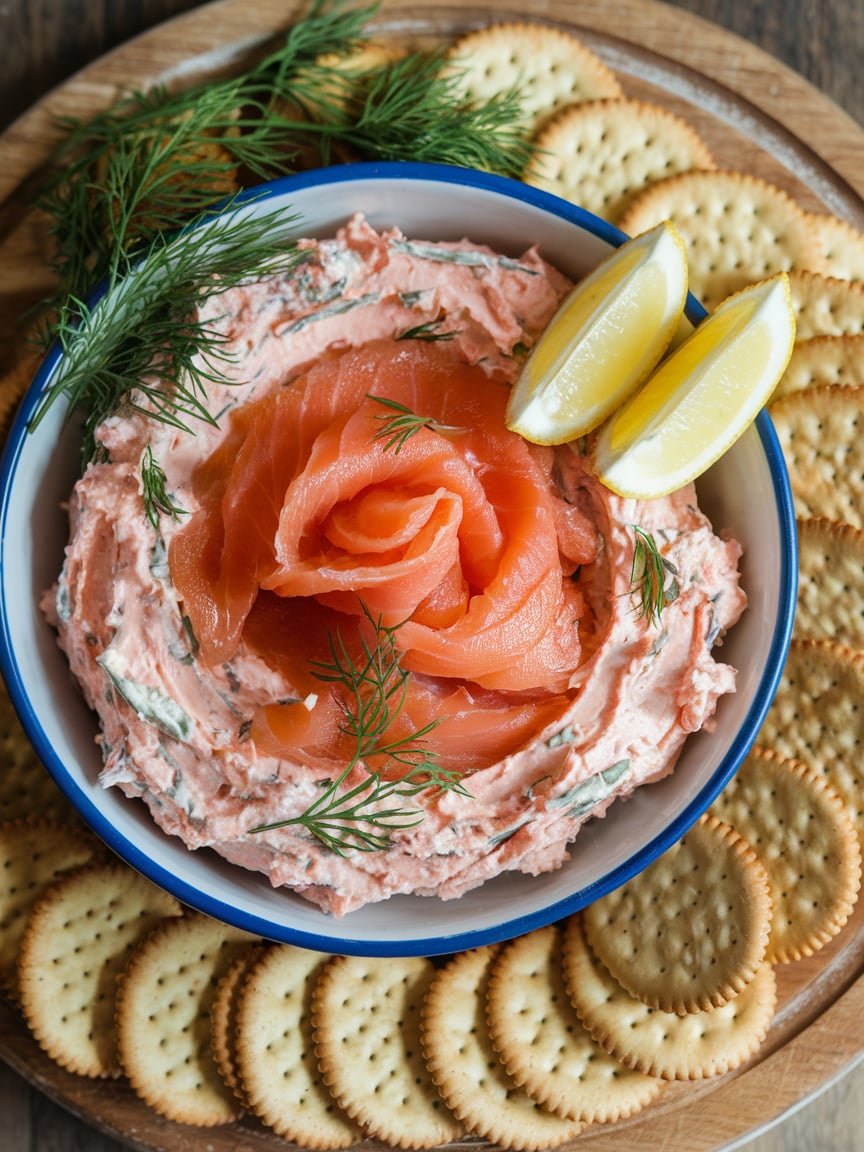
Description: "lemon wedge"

(505, 221), (689, 444)
(593, 272), (796, 499)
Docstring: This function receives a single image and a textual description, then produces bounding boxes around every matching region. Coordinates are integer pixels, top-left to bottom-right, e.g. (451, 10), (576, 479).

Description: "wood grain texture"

(671, 0), (864, 126)
(0, 2), (863, 1151)
(2, 0), (862, 132)
(0, 0), (205, 131)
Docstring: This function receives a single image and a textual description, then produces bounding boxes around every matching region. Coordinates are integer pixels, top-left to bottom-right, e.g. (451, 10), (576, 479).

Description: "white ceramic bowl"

(0, 162), (797, 956)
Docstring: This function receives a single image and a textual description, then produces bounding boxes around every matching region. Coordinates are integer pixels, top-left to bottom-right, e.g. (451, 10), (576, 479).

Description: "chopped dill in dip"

(43, 217), (745, 916)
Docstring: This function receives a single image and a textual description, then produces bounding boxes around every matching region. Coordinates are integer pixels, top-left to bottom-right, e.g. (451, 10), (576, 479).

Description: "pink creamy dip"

(45, 216), (746, 916)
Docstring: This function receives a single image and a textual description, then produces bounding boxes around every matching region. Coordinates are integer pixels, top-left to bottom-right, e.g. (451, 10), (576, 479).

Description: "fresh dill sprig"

(630, 526), (680, 625)
(252, 764), (423, 854)
(29, 200), (306, 463)
(37, 0), (533, 316)
(370, 395), (467, 454)
(287, 46), (533, 173)
(29, 2), (534, 456)
(250, 610), (468, 854)
(141, 446), (185, 529)
(39, 0), (377, 304)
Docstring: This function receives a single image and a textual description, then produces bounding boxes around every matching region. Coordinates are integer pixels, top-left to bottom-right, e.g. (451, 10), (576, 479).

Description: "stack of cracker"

(1, 661), (861, 1147)
(2, 15), (864, 1152)
(452, 11), (864, 938)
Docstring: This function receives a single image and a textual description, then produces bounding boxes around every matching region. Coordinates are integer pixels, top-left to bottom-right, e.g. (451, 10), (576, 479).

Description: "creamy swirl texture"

(45, 217), (746, 916)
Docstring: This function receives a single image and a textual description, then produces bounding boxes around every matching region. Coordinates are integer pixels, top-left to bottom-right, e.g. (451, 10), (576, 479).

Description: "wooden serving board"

(1, 2), (863, 1150)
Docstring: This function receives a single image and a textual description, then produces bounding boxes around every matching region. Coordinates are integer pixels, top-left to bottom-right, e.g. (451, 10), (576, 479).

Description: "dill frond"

(630, 526), (680, 624)
(29, 200), (306, 462)
(284, 46), (533, 173)
(141, 446), (185, 529)
(38, 0), (376, 305)
(37, 0), (533, 315)
(396, 317), (457, 342)
(251, 610), (468, 854)
(369, 395), (466, 454)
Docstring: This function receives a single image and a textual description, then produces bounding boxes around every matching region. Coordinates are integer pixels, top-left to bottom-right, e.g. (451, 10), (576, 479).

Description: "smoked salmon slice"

(169, 339), (599, 772)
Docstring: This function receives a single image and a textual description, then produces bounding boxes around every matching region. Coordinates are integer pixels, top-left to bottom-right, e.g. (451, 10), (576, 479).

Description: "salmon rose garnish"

(169, 339), (599, 773)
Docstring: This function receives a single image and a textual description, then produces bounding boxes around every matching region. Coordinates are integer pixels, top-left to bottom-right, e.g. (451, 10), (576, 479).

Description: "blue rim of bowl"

(0, 160), (798, 956)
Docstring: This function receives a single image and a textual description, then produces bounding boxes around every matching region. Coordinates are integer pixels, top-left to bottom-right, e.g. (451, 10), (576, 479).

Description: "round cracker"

(312, 954), (462, 1148)
(759, 637), (864, 838)
(710, 746), (861, 962)
(0, 691), (76, 829)
(582, 813), (773, 1014)
(795, 517), (864, 648)
(787, 269), (864, 341)
(210, 943), (265, 1104)
(773, 333), (864, 400)
(769, 383), (864, 527)
(18, 860), (181, 1077)
(617, 170), (825, 309)
(421, 946), (583, 1150)
(527, 98), (714, 223)
(445, 22), (621, 134)
(234, 943), (360, 1150)
(486, 925), (663, 1123)
(0, 817), (99, 989)
(807, 212), (864, 281)
(0, 685), (76, 824)
(116, 912), (257, 1126)
(561, 915), (777, 1080)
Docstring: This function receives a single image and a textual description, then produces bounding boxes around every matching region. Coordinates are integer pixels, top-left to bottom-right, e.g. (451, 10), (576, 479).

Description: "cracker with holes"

(710, 746), (860, 962)
(526, 98), (715, 224)
(17, 861), (181, 1077)
(773, 333), (864, 400)
(0, 684), (76, 824)
(486, 924), (663, 1123)
(445, 22), (621, 135)
(421, 946), (583, 1150)
(769, 384), (864, 527)
(759, 638), (864, 839)
(234, 943), (360, 1150)
(210, 944), (264, 1104)
(795, 517), (864, 647)
(617, 170), (825, 309)
(561, 915), (777, 1080)
(787, 270), (864, 341)
(0, 818), (99, 989)
(313, 953), (462, 1148)
(807, 212), (864, 281)
(582, 813), (772, 1014)
(116, 912), (256, 1125)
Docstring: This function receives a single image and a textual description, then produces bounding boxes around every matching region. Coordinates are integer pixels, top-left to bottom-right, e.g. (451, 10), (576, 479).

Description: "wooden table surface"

(0, 1), (862, 1150)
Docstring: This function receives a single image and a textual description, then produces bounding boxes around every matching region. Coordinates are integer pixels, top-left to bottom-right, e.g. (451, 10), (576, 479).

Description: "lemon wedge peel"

(505, 221), (690, 445)
(593, 272), (797, 500)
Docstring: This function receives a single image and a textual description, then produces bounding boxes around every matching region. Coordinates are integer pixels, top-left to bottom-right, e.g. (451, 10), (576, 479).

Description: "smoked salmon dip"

(45, 215), (746, 916)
